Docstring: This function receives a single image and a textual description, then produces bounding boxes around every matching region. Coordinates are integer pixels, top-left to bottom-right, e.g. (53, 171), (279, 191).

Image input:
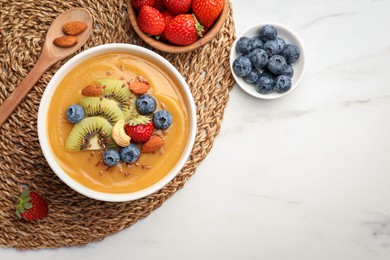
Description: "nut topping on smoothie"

(81, 84), (103, 96)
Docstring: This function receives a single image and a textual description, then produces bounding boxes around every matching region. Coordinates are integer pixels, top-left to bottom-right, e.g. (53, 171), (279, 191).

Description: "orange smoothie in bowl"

(38, 44), (196, 201)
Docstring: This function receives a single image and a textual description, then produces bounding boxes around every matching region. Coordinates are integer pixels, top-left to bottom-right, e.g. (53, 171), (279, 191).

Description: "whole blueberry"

(263, 40), (280, 57)
(248, 48), (268, 69)
(232, 56), (252, 77)
(274, 75), (292, 93)
(259, 25), (277, 41)
(103, 149), (120, 166)
(276, 37), (286, 53)
(236, 37), (253, 54)
(66, 104), (85, 124)
(282, 64), (294, 77)
(281, 44), (300, 64)
(119, 143), (140, 163)
(243, 69), (262, 84)
(256, 74), (274, 94)
(153, 110), (172, 130)
(251, 36), (264, 49)
(267, 55), (288, 75)
(136, 94), (156, 115)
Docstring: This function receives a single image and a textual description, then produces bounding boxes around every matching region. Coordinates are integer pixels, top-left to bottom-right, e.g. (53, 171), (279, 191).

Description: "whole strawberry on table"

(132, 0), (224, 46)
(16, 190), (48, 221)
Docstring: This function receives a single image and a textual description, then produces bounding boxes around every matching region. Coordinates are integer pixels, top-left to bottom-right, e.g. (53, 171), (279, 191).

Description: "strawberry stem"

(192, 14), (204, 38)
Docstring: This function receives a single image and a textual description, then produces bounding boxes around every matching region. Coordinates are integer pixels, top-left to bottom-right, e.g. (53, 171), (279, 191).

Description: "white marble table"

(2, 0), (390, 259)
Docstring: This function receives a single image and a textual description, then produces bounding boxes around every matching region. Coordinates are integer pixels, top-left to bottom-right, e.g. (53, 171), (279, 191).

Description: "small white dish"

(230, 23), (305, 99)
(37, 43), (197, 202)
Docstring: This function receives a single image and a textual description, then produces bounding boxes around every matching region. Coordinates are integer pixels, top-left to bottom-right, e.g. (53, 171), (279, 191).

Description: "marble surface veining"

(1, 0), (390, 259)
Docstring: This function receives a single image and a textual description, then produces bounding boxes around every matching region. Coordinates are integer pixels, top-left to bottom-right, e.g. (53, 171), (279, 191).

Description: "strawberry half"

(192, 0), (224, 28)
(133, 0), (156, 10)
(137, 6), (166, 36)
(164, 14), (204, 46)
(125, 115), (154, 143)
(162, 0), (192, 15)
(16, 190), (48, 221)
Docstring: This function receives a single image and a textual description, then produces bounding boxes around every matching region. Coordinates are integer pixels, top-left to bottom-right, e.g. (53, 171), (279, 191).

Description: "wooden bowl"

(127, 0), (230, 54)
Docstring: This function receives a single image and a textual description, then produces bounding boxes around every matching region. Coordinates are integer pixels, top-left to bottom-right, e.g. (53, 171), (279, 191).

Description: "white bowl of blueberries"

(230, 23), (305, 99)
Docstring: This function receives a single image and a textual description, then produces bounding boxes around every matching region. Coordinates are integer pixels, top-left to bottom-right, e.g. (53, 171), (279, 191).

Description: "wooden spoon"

(0, 8), (93, 127)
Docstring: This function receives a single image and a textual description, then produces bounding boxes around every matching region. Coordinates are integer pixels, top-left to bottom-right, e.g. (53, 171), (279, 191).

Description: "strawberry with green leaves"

(162, 0), (192, 15)
(164, 14), (204, 46)
(125, 115), (154, 143)
(137, 6), (166, 36)
(16, 190), (48, 221)
(192, 0), (224, 28)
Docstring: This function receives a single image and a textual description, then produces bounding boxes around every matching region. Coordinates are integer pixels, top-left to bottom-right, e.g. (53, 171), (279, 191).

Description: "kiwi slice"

(65, 116), (113, 151)
(96, 78), (137, 119)
(79, 97), (124, 125)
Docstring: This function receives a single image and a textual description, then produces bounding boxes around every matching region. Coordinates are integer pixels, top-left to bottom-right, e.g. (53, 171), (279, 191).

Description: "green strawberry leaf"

(16, 209), (21, 219)
(127, 115), (151, 126)
(20, 190), (30, 199)
(17, 204), (25, 214)
(192, 14), (204, 38)
(24, 203), (32, 209)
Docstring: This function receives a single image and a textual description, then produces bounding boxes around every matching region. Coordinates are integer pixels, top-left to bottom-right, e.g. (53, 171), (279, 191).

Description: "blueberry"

(136, 94), (156, 115)
(263, 40), (280, 57)
(282, 64), (294, 77)
(274, 75), (292, 93)
(153, 110), (172, 130)
(66, 104), (85, 124)
(248, 48), (268, 69)
(281, 44), (300, 64)
(103, 149), (120, 166)
(119, 144), (140, 163)
(243, 69), (262, 84)
(276, 37), (286, 53)
(259, 25), (277, 41)
(256, 74), (274, 94)
(236, 37), (253, 54)
(251, 36), (264, 49)
(232, 56), (252, 77)
(267, 55), (288, 75)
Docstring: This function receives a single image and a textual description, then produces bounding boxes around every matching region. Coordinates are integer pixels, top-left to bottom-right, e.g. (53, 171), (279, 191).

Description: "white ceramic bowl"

(38, 43), (197, 202)
(230, 23), (305, 99)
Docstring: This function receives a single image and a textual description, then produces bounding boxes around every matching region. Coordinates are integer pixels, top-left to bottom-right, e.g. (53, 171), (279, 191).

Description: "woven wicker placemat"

(0, 0), (235, 250)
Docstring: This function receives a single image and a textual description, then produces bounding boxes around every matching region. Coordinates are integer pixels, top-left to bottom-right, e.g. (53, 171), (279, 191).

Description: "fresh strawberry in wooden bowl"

(127, 0), (230, 53)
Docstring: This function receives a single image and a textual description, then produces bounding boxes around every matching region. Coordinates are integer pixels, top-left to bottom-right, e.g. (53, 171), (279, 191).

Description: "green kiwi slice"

(65, 116), (113, 151)
(96, 78), (137, 119)
(79, 97), (124, 125)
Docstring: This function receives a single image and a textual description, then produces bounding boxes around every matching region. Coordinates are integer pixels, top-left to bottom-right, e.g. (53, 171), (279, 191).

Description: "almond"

(53, 36), (78, 47)
(81, 84), (103, 96)
(62, 21), (88, 36)
(141, 136), (165, 153)
(129, 81), (150, 95)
